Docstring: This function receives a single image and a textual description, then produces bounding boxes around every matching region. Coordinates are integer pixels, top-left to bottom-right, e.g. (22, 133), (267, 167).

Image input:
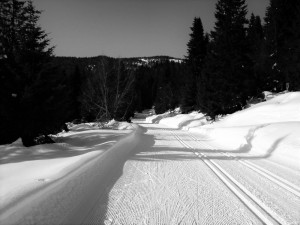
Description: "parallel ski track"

(167, 129), (288, 225)
(188, 133), (300, 198)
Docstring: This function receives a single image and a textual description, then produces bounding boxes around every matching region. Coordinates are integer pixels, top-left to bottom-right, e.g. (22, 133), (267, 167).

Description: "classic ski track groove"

(167, 129), (287, 225)
(188, 133), (300, 198)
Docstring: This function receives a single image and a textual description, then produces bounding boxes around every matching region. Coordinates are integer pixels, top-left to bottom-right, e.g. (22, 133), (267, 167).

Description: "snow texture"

(0, 92), (299, 224)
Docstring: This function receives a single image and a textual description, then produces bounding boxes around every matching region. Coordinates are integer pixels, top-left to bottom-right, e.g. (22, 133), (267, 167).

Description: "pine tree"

(0, 0), (70, 146)
(247, 13), (265, 93)
(186, 17), (207, 75)
(0, 0), (27, 144)
(183, 17), (208, 113)
(69, 65), (82, 121)
(199, 0), (252, 119)
(18, 0), (54, 75)
(264, 0), (300, 91)
(154, 61), (176, 114)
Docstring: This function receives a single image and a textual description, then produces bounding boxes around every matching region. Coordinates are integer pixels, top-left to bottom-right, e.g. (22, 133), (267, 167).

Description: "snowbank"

(145, 108), (181, 124)
(204, 92), (300, 127)
(144, 92), (300, 169)
(69, 120), (134, 131)
(189, 92), (300, 169)
(0, 123), (143, 224)
(135, 109), (155, 119)
(159, 112), (207, 129)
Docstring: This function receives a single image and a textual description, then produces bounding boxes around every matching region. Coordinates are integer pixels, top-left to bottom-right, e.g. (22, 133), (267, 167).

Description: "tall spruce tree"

(264, 0), (300, 91)
(0, 0), (27, 144)
(183, 17), (208, 113)
(0, 0), (71, 146)
(199, 0), (252, 119)
(247, 13), (265, 93)
(154, 61), (176, 114)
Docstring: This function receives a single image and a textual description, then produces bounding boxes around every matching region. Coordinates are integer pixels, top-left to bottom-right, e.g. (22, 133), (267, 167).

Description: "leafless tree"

(80, 58), (135, 122)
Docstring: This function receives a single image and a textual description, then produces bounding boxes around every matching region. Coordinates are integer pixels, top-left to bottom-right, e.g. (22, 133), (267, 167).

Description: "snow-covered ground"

(155, 92), (300, 170)
(0, 92), (299, 224)
(0, 121), (138, 224)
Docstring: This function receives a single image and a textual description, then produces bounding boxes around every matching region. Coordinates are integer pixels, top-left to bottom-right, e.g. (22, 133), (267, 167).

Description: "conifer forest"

(1, 0), (299, 146)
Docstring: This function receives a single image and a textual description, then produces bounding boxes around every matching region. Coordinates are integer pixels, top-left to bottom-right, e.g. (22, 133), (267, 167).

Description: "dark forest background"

(1, 0), (299, 146)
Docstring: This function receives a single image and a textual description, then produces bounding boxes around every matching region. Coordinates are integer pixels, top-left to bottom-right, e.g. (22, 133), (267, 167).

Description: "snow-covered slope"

(0, 122), (139, 224)
(149, 92), (300, 169)
(206, 92), (300, 127)
(131, 56), (183, 67)
(192, 92), (300, 168)
(159, 112), (207, 129)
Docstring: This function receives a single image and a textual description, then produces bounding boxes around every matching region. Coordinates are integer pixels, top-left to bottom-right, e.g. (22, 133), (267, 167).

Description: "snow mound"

(135, 109), (155, 119)
(145, 108), (181, 124)
(69, 120), (134, 132)
(159, 112), (207, 129)
(204, 92), (300, 128)
(104, 119), (134, 130)
(0, 124), (141, 221)
(144, 92), (300, 169)
(69, 123), (98, 131)
(189, 92), (300, 169)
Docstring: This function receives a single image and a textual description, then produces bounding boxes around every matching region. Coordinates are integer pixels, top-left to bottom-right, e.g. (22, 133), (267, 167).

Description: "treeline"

(52, 56), (186, 117)
(1, 0), (299, 146)
(0, 0), (139, 146)
(181, 0), (300, 119)
(0, 0), (184, 148)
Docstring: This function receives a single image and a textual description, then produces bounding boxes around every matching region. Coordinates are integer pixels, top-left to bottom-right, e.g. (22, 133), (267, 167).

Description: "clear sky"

(32, 0), (269, 58)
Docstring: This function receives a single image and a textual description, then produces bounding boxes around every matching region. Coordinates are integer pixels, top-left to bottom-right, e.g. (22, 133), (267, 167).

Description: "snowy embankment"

(0, 121), (142, 224)
(145, 108), (207, 129)
(152, 92), (300, 169)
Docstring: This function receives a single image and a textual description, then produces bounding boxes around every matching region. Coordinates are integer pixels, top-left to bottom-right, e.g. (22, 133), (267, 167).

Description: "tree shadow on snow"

(130, 125), (287, 162)
(0, 130), (128, 164)
(75, 125), (286, 224)
(82, 127), (155, 224)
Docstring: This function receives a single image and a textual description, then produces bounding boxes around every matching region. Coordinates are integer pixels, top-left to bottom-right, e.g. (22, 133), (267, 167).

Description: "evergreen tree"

(18, 0), (54, 75)
(69, 65), (82, 121)
(20, 67), (71, 146)
(247, 13), (265, 93)
(183, 17), (208, 113)
(154, 61), (176, 114)
(199, 0), (252, 119)
(264, 0), (300, 91)
(0, 0), (70, 146)
(134, 65), (157, 111)
(0, 0), (27, 144)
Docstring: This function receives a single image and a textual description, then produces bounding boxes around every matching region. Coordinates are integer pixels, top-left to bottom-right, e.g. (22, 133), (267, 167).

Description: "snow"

(187, 92), (300, 168)
(0, 91), (299, 224)
(147, 92), (300, 169)
(69, 120), (134, 131)
(203, 91), (300, 127)
(144, 92), (300, 170)
(142, 91), (300, 171)
(159, 111), (207, 129)
(132, 57), (183, 67)
(0, 121), (136, 224)
(145, 107), (181, 124)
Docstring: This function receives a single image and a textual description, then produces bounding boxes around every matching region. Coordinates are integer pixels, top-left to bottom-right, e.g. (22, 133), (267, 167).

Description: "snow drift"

(188, 92), (300, 170)
(0, 122), (143, 224)
(149, 92), (300, 170)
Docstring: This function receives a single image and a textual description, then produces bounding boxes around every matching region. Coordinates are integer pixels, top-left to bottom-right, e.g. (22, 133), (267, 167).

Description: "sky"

(32, 0), (269, 58)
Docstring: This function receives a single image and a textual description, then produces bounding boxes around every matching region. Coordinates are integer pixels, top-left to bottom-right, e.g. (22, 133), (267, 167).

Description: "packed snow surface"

(0, 92), (299, 224)
(0, 121), (136, 224)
